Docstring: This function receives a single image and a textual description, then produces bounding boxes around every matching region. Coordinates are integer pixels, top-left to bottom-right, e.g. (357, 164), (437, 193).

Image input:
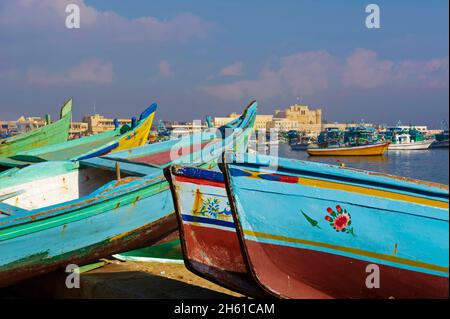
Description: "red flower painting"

(324, 205), (354, 235)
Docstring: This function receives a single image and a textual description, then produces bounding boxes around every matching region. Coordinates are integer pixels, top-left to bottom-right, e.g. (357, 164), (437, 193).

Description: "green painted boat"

(0, 101), (257, 287)
(0, 98), (72, 158)
(0, 103), (157, 171)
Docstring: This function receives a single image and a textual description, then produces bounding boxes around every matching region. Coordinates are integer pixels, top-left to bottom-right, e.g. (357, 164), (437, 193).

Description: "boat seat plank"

(80, 157), (161, 177)
(0, 202), (28, 217)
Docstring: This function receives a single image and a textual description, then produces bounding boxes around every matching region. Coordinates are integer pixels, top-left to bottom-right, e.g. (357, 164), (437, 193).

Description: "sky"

(0, 0), (448, 127)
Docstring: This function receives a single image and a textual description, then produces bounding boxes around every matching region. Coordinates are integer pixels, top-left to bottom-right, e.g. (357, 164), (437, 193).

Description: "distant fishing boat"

(0, 101), (257, 287)
(431, 130), (449, 148)
(307, 142), (390, 156)
(221, 153), (449, 298)
(0, 104), (157, 170)
(165, 165), (272, 298)
(384, 127), (433, 150)
(0, 98), (72, 158)
(289, 132), (313, 151)
(307, 126), (390, 156)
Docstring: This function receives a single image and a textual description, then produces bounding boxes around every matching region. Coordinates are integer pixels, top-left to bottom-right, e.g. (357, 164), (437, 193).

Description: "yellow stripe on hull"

(243, 229), (449, 274)
(307, 142), (390, 156)
(298, 176), (448, 209)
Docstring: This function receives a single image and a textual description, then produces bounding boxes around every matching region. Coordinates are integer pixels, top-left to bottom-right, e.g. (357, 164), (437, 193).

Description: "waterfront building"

(274, 104), (322, 125)
(69, 122), (89, 138)
(266, 118), (300, 131)
(82, 114), (132, 135)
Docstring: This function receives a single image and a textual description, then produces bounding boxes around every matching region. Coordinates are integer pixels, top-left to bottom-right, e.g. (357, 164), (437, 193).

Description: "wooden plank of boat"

(221, 153), (449, 299)
(0, 103), (157, 170)
(164, 165), (273, 298)
(307, 142), (390, 156)
(0, 98), (72, 158)
(0, 101), (258, 287)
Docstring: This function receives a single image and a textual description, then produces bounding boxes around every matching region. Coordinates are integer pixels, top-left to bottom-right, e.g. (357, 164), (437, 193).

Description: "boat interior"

(0, 158), (159, 215)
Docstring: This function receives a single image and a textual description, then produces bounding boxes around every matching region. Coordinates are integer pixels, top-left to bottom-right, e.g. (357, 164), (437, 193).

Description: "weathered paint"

(166, 165), (272, 298)
(0, 98), (72, 158)
(223, 153), (449, 298)
(0, 101), (258, 287)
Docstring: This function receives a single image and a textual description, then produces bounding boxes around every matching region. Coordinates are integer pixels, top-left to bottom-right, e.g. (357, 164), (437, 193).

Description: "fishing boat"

(307, 142), (390, 156)
(307, 126), (390, 156)
(220, 153), (448, 298)
(0, 104), (157, 170)
(431, 130), (449, 148)
(165, 165), (272, 298)
(384, 127), (433, 150)
(289, 131), (313, 151)
(0, 98), (72, 158)
(0, 101), (257, 287)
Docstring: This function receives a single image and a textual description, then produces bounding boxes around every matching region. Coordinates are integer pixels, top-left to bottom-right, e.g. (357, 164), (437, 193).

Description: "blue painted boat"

(0, 101), (257, 287)
(165, 165), (273, 298)
(221, 153), (449, 298)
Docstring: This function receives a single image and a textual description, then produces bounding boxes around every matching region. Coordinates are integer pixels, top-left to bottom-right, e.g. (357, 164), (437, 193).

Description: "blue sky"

(0, 0), (448, 127)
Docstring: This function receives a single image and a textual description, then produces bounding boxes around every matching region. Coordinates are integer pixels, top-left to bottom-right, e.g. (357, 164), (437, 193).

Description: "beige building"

(1, 116), (49, 134)
(275, 104), (322, 125)
(214, 103), (323, 134)
(69, 122), (89, 138)
(272, 104), (323, 135)
(266, 118), (299, 131)
(82, 114), (132, 134)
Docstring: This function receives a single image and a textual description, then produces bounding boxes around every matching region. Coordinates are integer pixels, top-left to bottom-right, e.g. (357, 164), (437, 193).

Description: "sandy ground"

(2, 259), (246, 299)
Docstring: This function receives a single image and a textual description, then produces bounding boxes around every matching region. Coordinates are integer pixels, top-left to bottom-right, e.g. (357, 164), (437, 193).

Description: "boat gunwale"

(226, 153), (449, 194)
(0, 101), (258, 231)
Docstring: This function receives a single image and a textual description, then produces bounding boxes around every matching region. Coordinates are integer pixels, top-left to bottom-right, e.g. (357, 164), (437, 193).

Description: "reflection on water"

(279, 143), (449, 185)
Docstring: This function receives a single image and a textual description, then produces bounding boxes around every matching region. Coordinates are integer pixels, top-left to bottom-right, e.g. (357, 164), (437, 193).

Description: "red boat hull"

(244, 239), (449, 299)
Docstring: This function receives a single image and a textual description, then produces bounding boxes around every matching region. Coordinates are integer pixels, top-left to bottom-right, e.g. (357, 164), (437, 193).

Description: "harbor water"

(279, 144), (449, 185)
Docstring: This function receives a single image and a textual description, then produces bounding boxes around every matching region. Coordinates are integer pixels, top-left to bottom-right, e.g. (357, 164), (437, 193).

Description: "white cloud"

(27, 59), (115, 86)
(219, 62), (244, 77)
(202, 49), (449, 101)
(202, 50), (336, 100)
(0, 0), (210, 44)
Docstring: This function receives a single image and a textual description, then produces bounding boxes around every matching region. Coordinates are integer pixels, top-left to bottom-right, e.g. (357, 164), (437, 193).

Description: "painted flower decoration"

(324, 205), (354, 235)
(199, 197), (221, 218)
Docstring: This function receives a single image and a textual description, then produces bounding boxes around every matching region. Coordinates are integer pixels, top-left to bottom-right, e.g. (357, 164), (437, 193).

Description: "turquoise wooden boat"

(0, 104), (157, 170)
(165, 165), (273, 298)
(0, 101), (257, 287)
(221, 153), (449, 298)
(0, 98), (72, 158)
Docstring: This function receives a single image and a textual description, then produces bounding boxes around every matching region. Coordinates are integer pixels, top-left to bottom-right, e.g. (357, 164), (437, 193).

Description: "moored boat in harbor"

(384, 127), (433, 150)
(431, 130), (449, 148)
(0, 101), (257, 287)
(221, 153), (448, 298)
(307, 142), (390, 156)
(0, 98), (72, 158)
(307, 126), (390, 156)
